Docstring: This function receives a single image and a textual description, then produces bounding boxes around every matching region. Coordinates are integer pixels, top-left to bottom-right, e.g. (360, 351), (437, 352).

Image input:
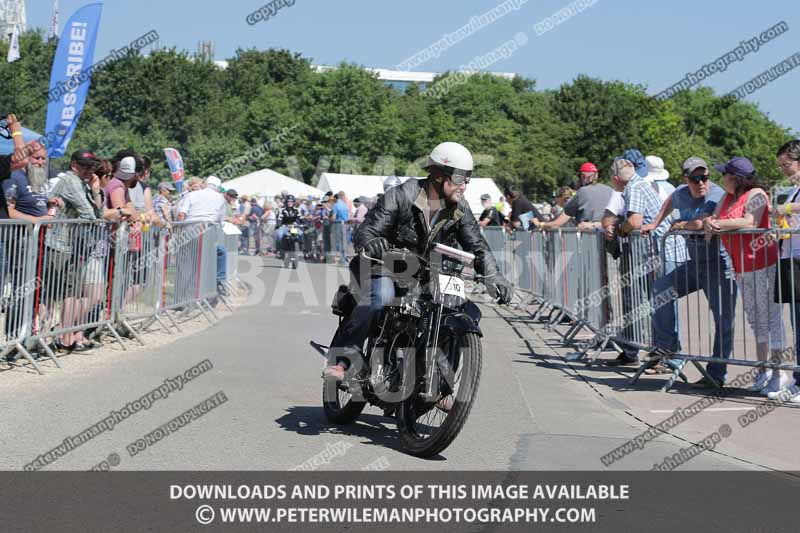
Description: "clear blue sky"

(27, 0), (800, 134)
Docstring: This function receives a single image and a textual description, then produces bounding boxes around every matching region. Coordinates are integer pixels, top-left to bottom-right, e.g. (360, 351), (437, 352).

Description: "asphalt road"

(0, 256), (755, 471)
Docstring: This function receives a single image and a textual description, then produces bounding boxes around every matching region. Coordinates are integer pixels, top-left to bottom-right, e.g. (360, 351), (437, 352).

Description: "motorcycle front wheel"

(396, 331), (482, 458)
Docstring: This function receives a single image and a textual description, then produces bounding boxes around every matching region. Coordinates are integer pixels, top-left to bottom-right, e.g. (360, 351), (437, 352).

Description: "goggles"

(441, 165), (472, 186)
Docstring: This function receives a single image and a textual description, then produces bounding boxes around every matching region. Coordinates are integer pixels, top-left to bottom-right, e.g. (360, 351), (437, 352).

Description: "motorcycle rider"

(275, 194), (303, 255)
(324, 142), (513, 382)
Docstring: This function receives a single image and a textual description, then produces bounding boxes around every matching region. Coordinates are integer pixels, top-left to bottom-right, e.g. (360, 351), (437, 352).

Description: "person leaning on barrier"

(4, 141), (55, 224)
(46, 150), (101, 351)
(704, 157), (792, 396)
(604, 157), (687, 367)
(642, 157), (737, 387)
(775, 139), (800, 396)
(547, 187), (575, 224)
(153, 182), (175, 226)
(540, 162), (613, 231)
(504, 186), (545, 231)
(177, 175), (229, 297)
(0, 115), (46, 344)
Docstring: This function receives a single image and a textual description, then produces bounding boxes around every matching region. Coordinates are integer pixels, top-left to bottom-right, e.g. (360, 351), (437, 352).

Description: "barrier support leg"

(104, 322), (128, 350)
(661, 360), (690, 392)
(163, 310), (181, 332)
(690, 360), (721, 389)
(531, 301), (547, 319)
(120, 318), (145, 346)
(587, 336), (614, 365)
(563, 321), (588, 345)
(4, 342), (44, 375)
(195, 301), (215, 324)
(218, 293), (234, 313)
(629, 359), (655, 385)
(37, 338), (61, 369)
(152, 314), (172, 334)
(202, 298), (220, 321)
(137, 317), (158, 333)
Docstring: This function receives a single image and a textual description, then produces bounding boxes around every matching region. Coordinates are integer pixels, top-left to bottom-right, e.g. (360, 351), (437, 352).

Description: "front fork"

(421, 303), (445, 402)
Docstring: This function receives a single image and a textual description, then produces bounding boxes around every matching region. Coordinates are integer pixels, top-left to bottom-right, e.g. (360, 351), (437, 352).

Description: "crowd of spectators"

(523, 141), (800, 401)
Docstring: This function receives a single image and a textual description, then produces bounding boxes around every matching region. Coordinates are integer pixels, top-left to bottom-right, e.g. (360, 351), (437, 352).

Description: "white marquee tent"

(222, 168), (323, 199)
(317, 173), (503, 216)
(317, 173), (416, 201)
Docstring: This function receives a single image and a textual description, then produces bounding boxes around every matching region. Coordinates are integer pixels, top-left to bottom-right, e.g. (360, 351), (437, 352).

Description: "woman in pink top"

(704, 157), (790, 395)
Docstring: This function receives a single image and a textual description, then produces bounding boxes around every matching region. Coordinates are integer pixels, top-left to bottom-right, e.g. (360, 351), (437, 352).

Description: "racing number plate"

(290, 227), (299, 235)
(438, 274), (465, 299)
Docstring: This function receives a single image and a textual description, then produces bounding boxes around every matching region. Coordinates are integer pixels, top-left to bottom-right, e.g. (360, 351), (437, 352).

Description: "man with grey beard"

(4, 142), (55, 222)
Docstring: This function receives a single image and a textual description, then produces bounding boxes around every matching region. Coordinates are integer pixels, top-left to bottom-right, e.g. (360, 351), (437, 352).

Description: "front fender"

(442, 300), (483, 338)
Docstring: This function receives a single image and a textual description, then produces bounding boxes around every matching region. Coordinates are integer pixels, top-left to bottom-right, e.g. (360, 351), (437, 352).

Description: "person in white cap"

(645, 155), (676, 202)
(177, 175), (229, 297)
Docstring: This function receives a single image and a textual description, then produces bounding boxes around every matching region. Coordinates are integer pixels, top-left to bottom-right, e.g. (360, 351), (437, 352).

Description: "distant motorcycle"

(312, 243), (492, 458)
(282, 224), (303, 269)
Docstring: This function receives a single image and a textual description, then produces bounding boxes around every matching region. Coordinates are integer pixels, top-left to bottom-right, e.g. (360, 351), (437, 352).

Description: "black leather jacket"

(353, 178), (500, 279)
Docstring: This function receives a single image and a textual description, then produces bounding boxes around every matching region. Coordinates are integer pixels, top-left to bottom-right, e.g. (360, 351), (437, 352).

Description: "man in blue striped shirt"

(606, 155), (687, 367)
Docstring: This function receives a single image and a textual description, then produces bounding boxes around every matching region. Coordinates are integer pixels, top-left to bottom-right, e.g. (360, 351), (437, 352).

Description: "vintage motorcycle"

(281, 223), (303, 269)
(311, 243), (493, 458)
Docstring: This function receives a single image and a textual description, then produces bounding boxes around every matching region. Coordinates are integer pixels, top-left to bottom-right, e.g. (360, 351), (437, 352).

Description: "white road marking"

(650, 407), (753, 413)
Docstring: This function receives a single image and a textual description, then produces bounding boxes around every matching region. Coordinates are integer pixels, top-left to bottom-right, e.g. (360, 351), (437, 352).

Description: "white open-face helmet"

(426, 142), (474, 184)
(383, 175), (402, 192)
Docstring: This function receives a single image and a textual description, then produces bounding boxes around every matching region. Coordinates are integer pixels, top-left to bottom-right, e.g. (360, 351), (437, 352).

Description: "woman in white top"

(776, 139), (800, 400)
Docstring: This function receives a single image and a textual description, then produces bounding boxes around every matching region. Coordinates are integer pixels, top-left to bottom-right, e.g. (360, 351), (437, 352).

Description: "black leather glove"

(485, 276), (513, 304)
(362, 237), (390, 260)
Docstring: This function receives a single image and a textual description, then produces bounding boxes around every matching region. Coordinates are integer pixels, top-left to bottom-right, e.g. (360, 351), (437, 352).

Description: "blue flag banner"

(44, 3), (103, 158)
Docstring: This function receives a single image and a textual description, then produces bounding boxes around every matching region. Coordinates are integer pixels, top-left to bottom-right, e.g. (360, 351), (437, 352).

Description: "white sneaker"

(788, 392), (800, 405)
(761, 371), (792, 396)
(746, 370), (771, 392)
(767, 383), (799, 400)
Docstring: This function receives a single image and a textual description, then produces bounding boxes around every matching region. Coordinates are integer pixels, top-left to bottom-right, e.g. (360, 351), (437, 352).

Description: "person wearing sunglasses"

(642, 157), (737, 387)
(323, 141), (512, 382)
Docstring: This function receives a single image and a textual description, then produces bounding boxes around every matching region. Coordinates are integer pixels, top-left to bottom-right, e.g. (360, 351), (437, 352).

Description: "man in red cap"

(538, 161), (613, 230)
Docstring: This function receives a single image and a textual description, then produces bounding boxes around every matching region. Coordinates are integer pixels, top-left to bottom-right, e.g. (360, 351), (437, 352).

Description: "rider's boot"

(323, 346), (365, 382)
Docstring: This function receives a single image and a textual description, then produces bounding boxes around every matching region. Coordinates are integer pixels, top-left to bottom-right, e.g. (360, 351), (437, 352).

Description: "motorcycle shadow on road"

(275, 405), (446, 459)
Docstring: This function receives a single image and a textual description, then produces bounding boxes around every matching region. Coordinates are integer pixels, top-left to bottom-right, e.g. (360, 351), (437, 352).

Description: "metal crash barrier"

(0, 220), (229, 375)
(484, 226), (800, 392)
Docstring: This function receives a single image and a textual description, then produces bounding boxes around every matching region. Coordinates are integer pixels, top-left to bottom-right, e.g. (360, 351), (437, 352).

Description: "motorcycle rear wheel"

(322, 377), (366, 424)
(322, 327), (367, 425)
(396, 332), (482, 458)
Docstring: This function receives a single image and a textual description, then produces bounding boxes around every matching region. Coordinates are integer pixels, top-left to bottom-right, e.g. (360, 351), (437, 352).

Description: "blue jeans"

(332, 221), (347, 263)
(331, 276), (396, 366)
(652, 258), (737, 382)
(216, 244), (227, 283)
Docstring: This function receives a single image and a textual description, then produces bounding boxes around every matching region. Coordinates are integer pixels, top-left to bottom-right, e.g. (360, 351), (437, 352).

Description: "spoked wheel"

(322, 376), (366, 424)
(322, 328), (366, 425)
(397, 332), (482, 457)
